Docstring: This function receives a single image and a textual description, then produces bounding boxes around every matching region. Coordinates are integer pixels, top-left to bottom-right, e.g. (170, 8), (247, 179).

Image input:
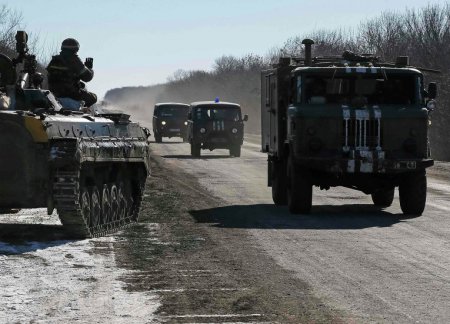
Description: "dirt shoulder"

(114, 153), (346, 323)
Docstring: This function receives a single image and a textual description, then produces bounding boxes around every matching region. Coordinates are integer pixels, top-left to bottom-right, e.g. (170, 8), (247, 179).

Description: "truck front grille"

(342, 107), (382, 151)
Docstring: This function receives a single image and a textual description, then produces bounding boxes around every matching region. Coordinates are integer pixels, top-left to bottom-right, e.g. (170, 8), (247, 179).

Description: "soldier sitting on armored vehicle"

(47, 38), (97, 110)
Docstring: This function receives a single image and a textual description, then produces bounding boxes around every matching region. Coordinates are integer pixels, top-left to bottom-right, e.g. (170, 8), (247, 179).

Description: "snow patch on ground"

(0, 209), (161, 323)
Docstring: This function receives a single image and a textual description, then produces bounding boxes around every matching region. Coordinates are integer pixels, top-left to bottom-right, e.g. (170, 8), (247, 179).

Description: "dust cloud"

(103, 84), (167, 130)
(104, 80), (261, 134)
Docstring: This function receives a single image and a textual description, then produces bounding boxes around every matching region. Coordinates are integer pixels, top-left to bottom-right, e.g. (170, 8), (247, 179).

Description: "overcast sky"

(5, 0), (448, 98)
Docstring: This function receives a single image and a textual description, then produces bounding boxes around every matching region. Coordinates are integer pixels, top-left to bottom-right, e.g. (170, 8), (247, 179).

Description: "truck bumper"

(295, 156), (434, 174)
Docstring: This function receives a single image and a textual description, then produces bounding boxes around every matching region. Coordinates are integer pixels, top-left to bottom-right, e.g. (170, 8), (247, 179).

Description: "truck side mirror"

(188, 112), (192, 120)
(243, 114), (248, 122)
(428, 82), (437, 99)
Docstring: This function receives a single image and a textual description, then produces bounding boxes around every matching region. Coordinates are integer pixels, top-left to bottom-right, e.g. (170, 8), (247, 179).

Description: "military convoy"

(2, 30), (436, 239)
(152, 102), (190, 142)
(261, 39), (437, 215)
(0, 31), (150, 237)
(187, 100), (248, 157)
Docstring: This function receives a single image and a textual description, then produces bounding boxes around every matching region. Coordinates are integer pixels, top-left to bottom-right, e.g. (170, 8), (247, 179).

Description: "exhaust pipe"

(302, 39), (314, 66)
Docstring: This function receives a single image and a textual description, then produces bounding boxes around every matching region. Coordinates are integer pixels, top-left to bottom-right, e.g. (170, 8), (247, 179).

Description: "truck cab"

(261, 40), (437, 215)
(187, 100), (248, 157)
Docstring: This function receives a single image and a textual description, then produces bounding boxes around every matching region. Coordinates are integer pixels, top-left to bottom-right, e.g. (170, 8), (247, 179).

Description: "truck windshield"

(157, 106), (188, 118)
(299, 74), (419, 105)
(194, 107), (241, 121)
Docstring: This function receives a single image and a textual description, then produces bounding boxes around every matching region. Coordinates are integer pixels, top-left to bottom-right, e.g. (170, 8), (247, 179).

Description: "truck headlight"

(161, 121), (166, 125)
(200, 128), (206, 134)
(232, 128), (238, 134)
(184, 121), (188, 126)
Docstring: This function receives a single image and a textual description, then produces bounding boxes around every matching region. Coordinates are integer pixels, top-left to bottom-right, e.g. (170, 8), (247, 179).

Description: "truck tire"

(155, 134), (162, 143)
(371, 188), (395, 208)
(191, 143), (201, 157)
(287, 155), (312, 214)
(230, 145), (241, 157)
(271, 160), (287, 205)
(399, 171), (427, 216)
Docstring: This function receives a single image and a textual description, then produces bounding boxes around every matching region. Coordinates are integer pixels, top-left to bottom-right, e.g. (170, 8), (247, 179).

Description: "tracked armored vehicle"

(0, 31), (150, 237)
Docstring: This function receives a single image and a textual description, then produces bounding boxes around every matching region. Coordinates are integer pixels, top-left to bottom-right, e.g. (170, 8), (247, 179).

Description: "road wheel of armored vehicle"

(90, 187), (101, 228)
(110, 184), (119, 222)
(80, 187), (92, 225)
(229, 145), (241, 157)
(287, 156), (312, 214)
(155, 134), (162, 143)
(371, 188), (395, 208)
(399, 171), (427, 216)
(101, 184), (111, 226)
(191, 143), (201, 157)
(117, 182), (127, 221)
(271, 160), (287, 205)
(122, 178), (135, 220)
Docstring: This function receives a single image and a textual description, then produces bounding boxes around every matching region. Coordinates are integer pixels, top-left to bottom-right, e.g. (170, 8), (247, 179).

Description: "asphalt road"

(151, 134), (450, 323)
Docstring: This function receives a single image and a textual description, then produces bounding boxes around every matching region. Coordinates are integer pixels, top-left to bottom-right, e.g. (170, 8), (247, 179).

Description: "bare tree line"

(0, 4), (56, 77)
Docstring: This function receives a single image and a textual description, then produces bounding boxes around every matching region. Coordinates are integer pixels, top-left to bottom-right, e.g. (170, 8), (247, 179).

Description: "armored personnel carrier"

(0, 31), (150, 237)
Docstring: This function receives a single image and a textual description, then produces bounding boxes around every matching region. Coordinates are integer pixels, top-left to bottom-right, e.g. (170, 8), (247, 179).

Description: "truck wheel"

(271, 160), (287, 205)
(287, 156), (312, 214)
(191, 143), (201, 157)
(155, 134), (162, 143)
(230, 145), (241, 157)
(371, 188), (395, 208)
(399, 171), (427, 216)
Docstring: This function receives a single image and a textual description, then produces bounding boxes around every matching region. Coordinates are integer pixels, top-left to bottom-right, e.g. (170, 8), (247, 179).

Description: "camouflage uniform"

(46, 39), (97, 107)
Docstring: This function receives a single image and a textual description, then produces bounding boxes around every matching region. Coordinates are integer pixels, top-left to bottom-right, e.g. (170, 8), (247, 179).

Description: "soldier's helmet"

(61, 38), (80, 52)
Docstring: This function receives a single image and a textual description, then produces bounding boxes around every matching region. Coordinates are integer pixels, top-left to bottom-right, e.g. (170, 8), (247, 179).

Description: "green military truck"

(187, 100), (248, 157)
(261, 39), (437, 215)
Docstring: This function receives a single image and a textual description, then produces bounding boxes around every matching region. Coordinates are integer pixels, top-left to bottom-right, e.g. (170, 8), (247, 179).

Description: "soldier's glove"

(85, 57), (93, 69)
